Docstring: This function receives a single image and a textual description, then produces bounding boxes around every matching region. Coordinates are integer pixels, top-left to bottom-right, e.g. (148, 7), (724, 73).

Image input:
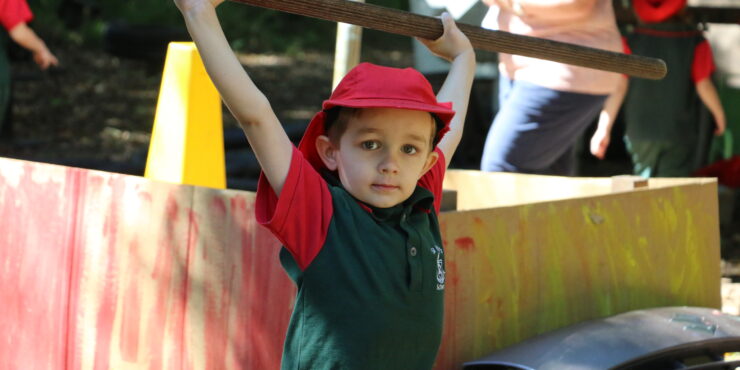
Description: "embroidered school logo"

(433, 245), (445, 290)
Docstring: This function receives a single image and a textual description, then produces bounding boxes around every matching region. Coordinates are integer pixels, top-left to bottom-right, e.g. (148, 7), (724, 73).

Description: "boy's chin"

(355, 194), (404, 209)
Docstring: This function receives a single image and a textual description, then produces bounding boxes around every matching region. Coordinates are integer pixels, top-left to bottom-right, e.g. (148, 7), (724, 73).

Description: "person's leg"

(624, 137), (662, 178)
(652, 142), (697, 177)
(480, 80), (606, 175)
(544, 145), (577, 176)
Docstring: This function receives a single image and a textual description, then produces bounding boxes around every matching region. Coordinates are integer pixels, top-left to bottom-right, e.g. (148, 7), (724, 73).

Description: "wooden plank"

(186, 187), (293, 369)
(434, 182), (721, 367)
(0, 160), (77, 370)
(0, 159), (721, 369)
(230, 0), (667, 80)
(66, 171), (193, 369)
(443, 170), (614, 209)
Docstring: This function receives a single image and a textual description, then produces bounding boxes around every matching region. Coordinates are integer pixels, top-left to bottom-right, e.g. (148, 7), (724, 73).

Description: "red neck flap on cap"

(298, 62), (455, 172)
(633, 0), (686, 23)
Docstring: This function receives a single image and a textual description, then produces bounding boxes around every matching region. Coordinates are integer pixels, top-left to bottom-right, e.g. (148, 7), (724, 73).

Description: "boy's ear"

(315, 135), (339, 171)
(420, 150), (439, 178)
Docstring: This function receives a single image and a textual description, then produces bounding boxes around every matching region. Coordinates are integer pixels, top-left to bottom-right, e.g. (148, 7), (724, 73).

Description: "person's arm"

(175, 0), (293, 194)
(696, 78), (726, 136)
(590, 76), (628, 159)
(7, 22), (58, 70)
(418, 13), (475, 168)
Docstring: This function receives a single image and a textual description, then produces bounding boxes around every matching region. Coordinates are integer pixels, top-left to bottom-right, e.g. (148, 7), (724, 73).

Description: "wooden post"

(332, 0), (365, 89)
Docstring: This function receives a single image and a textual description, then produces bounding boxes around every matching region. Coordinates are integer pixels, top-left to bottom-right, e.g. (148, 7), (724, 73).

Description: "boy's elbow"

(233, 95), (275, 127)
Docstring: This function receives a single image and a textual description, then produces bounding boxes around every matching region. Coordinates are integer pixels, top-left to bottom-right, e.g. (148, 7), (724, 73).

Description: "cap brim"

(323, 98), (455, 125)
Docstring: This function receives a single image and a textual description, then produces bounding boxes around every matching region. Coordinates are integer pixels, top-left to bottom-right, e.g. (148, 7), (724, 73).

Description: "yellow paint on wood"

(435, 180), (721, 367)
(145, 42), (225, 189)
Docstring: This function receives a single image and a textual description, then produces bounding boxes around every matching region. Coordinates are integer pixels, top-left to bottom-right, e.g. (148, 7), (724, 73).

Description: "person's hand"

(174, 0), (224, 14)
(714, 114), (726, 136)
(33, 49), (58, 70)
(590, 127), (610, 160)
(417, 12), (473, 62)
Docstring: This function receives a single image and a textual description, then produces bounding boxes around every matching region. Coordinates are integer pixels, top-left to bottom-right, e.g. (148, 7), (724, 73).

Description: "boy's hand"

(33, 49), (58, 70)
(174, 0), (224, 13)
(417, 12), (473, 62)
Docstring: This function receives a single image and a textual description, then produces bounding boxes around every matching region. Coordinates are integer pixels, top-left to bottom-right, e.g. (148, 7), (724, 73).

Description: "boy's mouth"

(371, 184), (400, 191)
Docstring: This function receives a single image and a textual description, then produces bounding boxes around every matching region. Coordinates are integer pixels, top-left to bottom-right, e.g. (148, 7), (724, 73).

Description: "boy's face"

(316, 108), (439, 208)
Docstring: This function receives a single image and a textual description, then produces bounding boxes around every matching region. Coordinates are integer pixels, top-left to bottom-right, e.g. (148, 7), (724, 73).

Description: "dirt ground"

(0, 41), (413, 172)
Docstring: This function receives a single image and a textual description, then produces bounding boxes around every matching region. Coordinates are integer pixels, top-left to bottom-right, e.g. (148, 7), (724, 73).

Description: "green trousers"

(625, 137), (698, 178)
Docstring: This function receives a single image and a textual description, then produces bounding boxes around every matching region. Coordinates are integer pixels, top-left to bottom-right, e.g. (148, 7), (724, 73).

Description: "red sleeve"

(0, 0), (33, 32)
(621, 37), (632, 79)
(621, 37), (632, 55)
(692, 40), (715, 83)
(255, 146), (333, 270)
(417, 147), (446, 214)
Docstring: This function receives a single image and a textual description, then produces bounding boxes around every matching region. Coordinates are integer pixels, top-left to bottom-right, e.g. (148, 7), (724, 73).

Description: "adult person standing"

(0, 0), (58, 140)
(479, 0), (624, 175)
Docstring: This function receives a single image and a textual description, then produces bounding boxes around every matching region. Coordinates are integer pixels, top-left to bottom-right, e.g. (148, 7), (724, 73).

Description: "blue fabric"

(480, 76), (607, 175)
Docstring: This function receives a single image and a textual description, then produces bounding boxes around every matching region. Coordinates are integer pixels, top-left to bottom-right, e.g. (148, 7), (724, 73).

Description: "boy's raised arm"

(418, 13), (476, 168)
(175, 0), (293, 194)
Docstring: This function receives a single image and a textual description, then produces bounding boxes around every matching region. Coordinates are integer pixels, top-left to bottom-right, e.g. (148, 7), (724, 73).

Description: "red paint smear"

(447, 261), (460, 286)
(454, 237), (475, 251)
(226, 195), (293, 369)
(205, 266), (234, 370)
(0, 162), (78, 369)
(120, 240), (141, 362)
(211, 197), (227, 216)
(93, 182), (121, 370)
(437, 256), (460, 367)
(146, 194), (180, 370)
(187, 210), (203, 262)
(139, 190), (152, 203)
(153, 197), (179, 280)
(66, 169), (86, 370)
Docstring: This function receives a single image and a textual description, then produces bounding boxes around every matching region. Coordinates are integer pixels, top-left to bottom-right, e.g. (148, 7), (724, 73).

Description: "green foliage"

(27, 0), (412, 53)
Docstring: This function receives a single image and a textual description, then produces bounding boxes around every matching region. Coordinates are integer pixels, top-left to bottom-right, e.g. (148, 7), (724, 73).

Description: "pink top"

(483, 0), (623, 95)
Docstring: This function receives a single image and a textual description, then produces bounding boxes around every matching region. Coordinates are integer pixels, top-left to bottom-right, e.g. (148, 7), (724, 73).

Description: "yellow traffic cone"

(145, 42), (225, 189)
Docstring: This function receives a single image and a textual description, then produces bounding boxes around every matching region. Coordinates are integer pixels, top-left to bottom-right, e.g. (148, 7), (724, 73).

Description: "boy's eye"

(362, 141), (379, 150)
(402, 145), (418, 155)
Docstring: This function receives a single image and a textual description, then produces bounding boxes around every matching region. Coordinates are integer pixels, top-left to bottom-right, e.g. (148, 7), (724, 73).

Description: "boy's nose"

(378, 152), (400, 174)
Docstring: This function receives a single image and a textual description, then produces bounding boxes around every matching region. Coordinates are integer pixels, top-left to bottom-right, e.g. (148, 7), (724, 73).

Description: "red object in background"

(694, 156), (740, 188)
(633, 0), (687, 23)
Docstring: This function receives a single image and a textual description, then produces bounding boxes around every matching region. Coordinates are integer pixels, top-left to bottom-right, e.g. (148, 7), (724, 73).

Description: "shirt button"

(409, 247), (417, 256)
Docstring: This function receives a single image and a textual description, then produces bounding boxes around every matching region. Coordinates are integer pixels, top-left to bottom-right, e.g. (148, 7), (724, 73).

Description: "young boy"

(0, 0), (58, 138)
(174, 0), (475, 368)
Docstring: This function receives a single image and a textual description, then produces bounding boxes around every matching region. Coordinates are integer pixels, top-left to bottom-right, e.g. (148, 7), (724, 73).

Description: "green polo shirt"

(256, 146), (446, 369)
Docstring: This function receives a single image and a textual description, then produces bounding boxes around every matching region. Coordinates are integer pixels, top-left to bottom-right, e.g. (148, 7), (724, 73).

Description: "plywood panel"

(444, 170), (614, 209)
(185, 187), (292, 370)
(0, 158), (721, 370)
(66, 171), (193, 370)
(0, 160), (77, 370)
(433, 182), (721, 368)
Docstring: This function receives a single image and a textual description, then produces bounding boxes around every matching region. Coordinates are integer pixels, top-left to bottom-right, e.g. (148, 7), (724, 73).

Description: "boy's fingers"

(440, 12), (453, 30)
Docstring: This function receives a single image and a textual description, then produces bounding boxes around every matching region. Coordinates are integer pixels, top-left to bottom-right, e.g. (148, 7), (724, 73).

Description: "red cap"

(298, 62), (455, 172)
(633, 0), (687, 23)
